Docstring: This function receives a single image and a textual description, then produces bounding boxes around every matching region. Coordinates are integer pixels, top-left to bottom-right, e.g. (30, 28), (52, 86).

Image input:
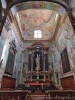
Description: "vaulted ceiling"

(10, 1), (65, 42)
(1, 0), (75, 38)
(1, 0), (74, 51)
(15, 9), (59, 41)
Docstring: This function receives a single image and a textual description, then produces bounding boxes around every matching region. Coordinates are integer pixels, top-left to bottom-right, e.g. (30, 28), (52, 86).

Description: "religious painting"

(61, 48), (71, 73)
(5, 51), (15, 75)
(22, 62), (28, 77)
(33, 50), (43, 71)
(5, 41), (16, 75)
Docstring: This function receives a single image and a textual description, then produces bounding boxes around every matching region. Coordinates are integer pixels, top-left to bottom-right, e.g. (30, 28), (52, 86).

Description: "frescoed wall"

(0, 17), (21, 87)
(55, 12), (75, 78)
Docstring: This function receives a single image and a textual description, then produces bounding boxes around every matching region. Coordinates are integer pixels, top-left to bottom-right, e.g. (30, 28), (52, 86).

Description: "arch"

(1, 0), (74, 35)
(10, 1), (67, 16)
(9, 0), (69, 9)
(7, 0), (74, 31)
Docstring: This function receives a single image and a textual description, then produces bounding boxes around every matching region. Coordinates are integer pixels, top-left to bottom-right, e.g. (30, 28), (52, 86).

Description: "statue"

(22, 62), (28, 75)
(35, 54), (40, 71)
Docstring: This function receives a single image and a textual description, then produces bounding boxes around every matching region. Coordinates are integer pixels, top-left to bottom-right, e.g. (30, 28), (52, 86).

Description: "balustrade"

(0, 90), (75, 100)
(0, 90), (27, 100)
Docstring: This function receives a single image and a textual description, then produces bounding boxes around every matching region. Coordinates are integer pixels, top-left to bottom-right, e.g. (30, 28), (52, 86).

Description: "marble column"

(31, 51), (34, 72)
(43, 52), (45, 71)
(44, 51), (48, 71)
(28, 51), (32, 71)
(53, 70), (58, 86)
(41, 51), (43, 71)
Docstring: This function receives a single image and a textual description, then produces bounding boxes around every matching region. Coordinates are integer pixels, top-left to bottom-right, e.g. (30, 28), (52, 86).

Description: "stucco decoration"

(11, 1), (65, 16)
(20, 41), (51, 51)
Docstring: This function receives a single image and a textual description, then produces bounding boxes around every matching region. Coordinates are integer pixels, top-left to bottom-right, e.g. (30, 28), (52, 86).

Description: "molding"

(10, 1), (68, 17)
(8, 0), (69, 9)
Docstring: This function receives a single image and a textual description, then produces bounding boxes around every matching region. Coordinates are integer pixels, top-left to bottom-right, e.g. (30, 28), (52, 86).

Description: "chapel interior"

(0, 0), (75, 100)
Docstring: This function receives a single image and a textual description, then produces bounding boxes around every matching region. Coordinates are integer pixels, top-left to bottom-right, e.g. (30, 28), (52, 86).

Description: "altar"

(24, 80), (50, 87)
(23, 44), (50, 83)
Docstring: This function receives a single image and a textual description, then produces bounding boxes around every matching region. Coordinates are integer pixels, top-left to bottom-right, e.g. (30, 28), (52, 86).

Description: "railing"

(0, 90), (28, 100)
(48, 90), (75, 100)
(0, 90), (75, 100)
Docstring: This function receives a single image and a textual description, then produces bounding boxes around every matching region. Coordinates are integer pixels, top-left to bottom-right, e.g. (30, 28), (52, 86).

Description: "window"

(34, 30), (42, 38)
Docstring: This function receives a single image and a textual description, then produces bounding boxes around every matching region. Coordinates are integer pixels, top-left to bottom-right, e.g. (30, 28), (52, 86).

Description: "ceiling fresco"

(15, 9), (59, 41)
(22, 9), (52, 26)
(10, 1), (65, 41)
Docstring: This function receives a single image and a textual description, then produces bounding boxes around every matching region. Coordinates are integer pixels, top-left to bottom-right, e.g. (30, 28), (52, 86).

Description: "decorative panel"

(60, 75), (75, 90)
(1, 76), (16, 89)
